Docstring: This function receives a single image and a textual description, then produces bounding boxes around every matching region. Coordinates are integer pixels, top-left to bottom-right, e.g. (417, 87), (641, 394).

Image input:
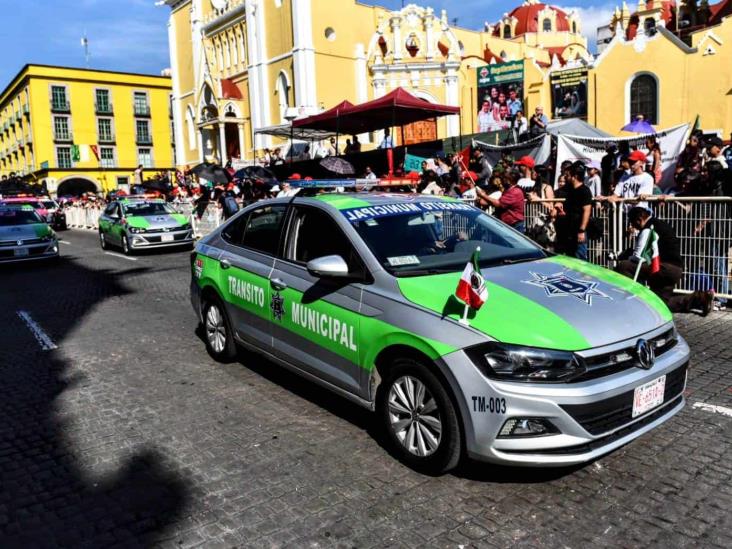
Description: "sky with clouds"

(0, 0), (615, 86)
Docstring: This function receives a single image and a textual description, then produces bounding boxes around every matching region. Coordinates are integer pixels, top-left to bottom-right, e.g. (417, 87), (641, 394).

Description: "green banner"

(477, 61), (524, 86)
(404, 153), (427, 173)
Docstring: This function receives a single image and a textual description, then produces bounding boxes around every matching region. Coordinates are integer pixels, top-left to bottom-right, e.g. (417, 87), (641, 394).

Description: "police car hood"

(0, 223), (52, 241)
(127, 213), (188, 230)
(396, 255), (672, 351)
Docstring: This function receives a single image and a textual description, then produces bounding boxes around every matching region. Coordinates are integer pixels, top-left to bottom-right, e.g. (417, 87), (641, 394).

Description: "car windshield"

(346, 201), (546, 276)
(0, 209), (44, 226)
(42, 200), (57, 209)
(122, 201), (173, 216)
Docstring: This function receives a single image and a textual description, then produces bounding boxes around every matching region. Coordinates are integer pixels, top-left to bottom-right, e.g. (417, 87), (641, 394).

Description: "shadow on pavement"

(0, 256), (189, 546)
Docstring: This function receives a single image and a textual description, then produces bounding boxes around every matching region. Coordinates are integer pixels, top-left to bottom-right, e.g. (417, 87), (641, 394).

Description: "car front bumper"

(129, 229), (194, 249)
(443, 329), (691, 467)
(0, 240), (59, 264)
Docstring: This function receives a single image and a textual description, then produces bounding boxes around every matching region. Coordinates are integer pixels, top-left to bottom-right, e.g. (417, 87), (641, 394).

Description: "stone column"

(218, 123), (227, 164)
(197, 129), (204, 163)
(391, 17), (402, 61)
(237, 123), (245, 161)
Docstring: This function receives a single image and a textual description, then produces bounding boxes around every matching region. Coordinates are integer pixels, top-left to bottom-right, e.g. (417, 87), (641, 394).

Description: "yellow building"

(0, 64), (174, 196)
(584, 0), (732, 136)
(164, 0), (589, 166)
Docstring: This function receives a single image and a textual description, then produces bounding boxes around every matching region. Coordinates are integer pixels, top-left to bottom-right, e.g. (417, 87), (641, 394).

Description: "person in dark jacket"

(471, 148), (492, 186)
(616, 207), (714, 314)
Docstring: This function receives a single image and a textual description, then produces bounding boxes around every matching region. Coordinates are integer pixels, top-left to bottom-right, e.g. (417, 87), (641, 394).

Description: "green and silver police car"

(98, 197), (194, 254)
(190, 189), (689, 473)
(0, 205), (59, 264)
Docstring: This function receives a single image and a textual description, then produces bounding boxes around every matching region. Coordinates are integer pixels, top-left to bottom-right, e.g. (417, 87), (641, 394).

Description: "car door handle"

(220, 259), (232, 269)
(270, 278), (287, 291)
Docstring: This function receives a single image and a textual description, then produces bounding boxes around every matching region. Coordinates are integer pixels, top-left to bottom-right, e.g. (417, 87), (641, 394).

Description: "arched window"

(276, 71), (291, 123)
(503, 24), (511, 39)
(572, 21), (577, 34)
(543, 19), (552, 32)
(644, 18), (656, 33)
(630, 74), (658, 124)
(230, 34), (238, 65)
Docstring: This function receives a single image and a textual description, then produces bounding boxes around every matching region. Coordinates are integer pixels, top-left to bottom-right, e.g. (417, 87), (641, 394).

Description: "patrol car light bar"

(286, 179), (377, 189)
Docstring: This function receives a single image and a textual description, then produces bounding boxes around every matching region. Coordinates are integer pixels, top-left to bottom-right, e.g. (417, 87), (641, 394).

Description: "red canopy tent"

(292, 88), (460, 134)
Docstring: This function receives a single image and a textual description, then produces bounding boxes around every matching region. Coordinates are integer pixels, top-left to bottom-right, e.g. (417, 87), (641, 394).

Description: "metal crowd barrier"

(525, 197), (732, 299)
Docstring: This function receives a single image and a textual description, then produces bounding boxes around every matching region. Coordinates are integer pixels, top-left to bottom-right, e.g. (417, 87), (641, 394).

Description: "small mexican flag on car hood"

(456, 247), (488, 310)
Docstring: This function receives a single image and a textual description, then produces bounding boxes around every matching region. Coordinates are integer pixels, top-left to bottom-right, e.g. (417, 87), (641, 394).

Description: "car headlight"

(466, 342), (586, 382)
(129, 227), (146, 234)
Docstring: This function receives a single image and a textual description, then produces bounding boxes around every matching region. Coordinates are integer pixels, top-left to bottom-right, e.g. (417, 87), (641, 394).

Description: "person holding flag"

(616, 207), (714, 315)
(456, 247), (489, 325)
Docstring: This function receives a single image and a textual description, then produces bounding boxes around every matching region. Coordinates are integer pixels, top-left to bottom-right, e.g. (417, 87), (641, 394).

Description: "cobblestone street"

(1, 230), (730, 548)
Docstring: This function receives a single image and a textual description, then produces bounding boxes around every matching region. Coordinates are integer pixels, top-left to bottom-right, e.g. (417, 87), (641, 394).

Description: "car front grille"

(0, 238), (43, 247)
(572, 328), (677, 382)
(559, 363), (687, 436)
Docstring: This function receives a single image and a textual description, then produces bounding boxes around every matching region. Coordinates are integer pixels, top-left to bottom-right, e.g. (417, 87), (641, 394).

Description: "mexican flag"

(638, 226), (661, 274)
(456, 248), (488, 310)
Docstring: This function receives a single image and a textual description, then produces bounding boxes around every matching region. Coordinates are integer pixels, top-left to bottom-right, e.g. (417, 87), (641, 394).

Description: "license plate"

(14, 248), (29, 257)
(161, 234), (174, 242)
(632, 375), (666, 418)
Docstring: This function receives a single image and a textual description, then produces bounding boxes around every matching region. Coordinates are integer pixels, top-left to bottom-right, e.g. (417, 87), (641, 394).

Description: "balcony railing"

(134, 105), (151, 117)
(95, 103), (113, 115)
(53, 131), (72, 142)
(98, 133), (115, 143)
(51, 101), (71, 113)
(136, 134), (152, 145)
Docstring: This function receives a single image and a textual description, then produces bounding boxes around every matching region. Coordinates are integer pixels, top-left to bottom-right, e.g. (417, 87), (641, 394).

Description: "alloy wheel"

(387, 375), (442, 457)
(205, 304), (227, 354)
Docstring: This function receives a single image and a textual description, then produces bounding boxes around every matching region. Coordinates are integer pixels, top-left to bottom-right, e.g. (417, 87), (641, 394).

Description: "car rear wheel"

(202, 298), (237, 362)
(99, 231), (108, 250)
(378, 359), (462, 474)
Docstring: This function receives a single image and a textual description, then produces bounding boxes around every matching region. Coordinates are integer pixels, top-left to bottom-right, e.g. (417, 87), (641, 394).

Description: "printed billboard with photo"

(551, 68), (588, 120)
(476, 61), (525, 133)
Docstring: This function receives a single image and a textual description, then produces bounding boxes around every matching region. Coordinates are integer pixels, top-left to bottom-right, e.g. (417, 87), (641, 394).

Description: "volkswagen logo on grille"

(16, 240), (23, 246)
(635, 339), (655, 370)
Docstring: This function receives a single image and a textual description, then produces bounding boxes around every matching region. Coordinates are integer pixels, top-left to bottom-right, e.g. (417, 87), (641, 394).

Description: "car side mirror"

(306, 255), (350, 278)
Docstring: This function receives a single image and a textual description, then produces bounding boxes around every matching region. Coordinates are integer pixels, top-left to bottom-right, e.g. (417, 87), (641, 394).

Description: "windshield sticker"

(342, 201), (475, 222)
(387, 255), (420, 267)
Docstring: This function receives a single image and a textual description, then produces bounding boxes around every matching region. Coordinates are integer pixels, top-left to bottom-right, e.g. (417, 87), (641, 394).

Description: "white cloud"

(561, 4), (616, 52)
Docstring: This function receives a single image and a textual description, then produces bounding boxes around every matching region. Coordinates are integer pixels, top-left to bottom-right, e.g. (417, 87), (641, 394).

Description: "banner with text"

(550, 68), (588, 120)
(555, 124), (690, 190)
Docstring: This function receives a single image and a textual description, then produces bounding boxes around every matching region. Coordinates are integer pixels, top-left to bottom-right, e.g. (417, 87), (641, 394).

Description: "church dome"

(493, 1), (572, 37)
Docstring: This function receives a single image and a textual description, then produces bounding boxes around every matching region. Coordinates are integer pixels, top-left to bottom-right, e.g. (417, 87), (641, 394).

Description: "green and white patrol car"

(0, 205), (59, 264)
(98, 197), (194, 254)
(190, 190), (689, 473)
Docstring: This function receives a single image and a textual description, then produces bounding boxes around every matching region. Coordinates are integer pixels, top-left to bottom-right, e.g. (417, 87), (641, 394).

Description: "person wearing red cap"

(514, 156), (536, 193)
(606, 149), (654, 211)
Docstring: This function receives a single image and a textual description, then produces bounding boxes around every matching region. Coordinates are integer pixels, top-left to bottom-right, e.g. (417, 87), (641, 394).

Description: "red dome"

(492, 2), (571, 37)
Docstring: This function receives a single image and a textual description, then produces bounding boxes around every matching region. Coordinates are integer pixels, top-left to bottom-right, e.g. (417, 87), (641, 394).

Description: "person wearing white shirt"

(584, 161), (603, 198)
(364, 166), (377, 180)
(379, 128), (394, 149)
(605, 150), (654, 210)
(477, 101), (494, 133)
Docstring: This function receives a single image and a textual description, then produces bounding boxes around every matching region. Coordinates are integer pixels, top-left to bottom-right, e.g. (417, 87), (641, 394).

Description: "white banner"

(473, 134), (552, 172)
(555, 123), (689, 190)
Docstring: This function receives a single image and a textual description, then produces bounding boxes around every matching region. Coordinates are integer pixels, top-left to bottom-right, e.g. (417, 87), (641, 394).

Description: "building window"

(98, 118), (114, 142)
(100, 146), (116, 168)
(137, 147), (153, 168)
(136, 120), (151, 144)
(503, 24), (512, 39)
(644, 18), (656, 33)
(116, 176), (129, 187)
(51, 85), (69, 111)
(133, 92), (150, 116)
(53, 116), (71, 140)
(543, 19), (552, 32)
(276, 71), (291, 124)
(572, 21), (577, 34)
(96, 89), (112, 114)
(630, 74), (658, 125)
(56, 146), (72, 168)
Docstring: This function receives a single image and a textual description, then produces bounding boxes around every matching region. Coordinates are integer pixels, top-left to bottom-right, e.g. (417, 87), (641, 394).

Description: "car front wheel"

(202, 298), (237, 362)
(121, 234), (131, 255)
(99, 231), (108, 250)
(378, 359), (462, 474)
